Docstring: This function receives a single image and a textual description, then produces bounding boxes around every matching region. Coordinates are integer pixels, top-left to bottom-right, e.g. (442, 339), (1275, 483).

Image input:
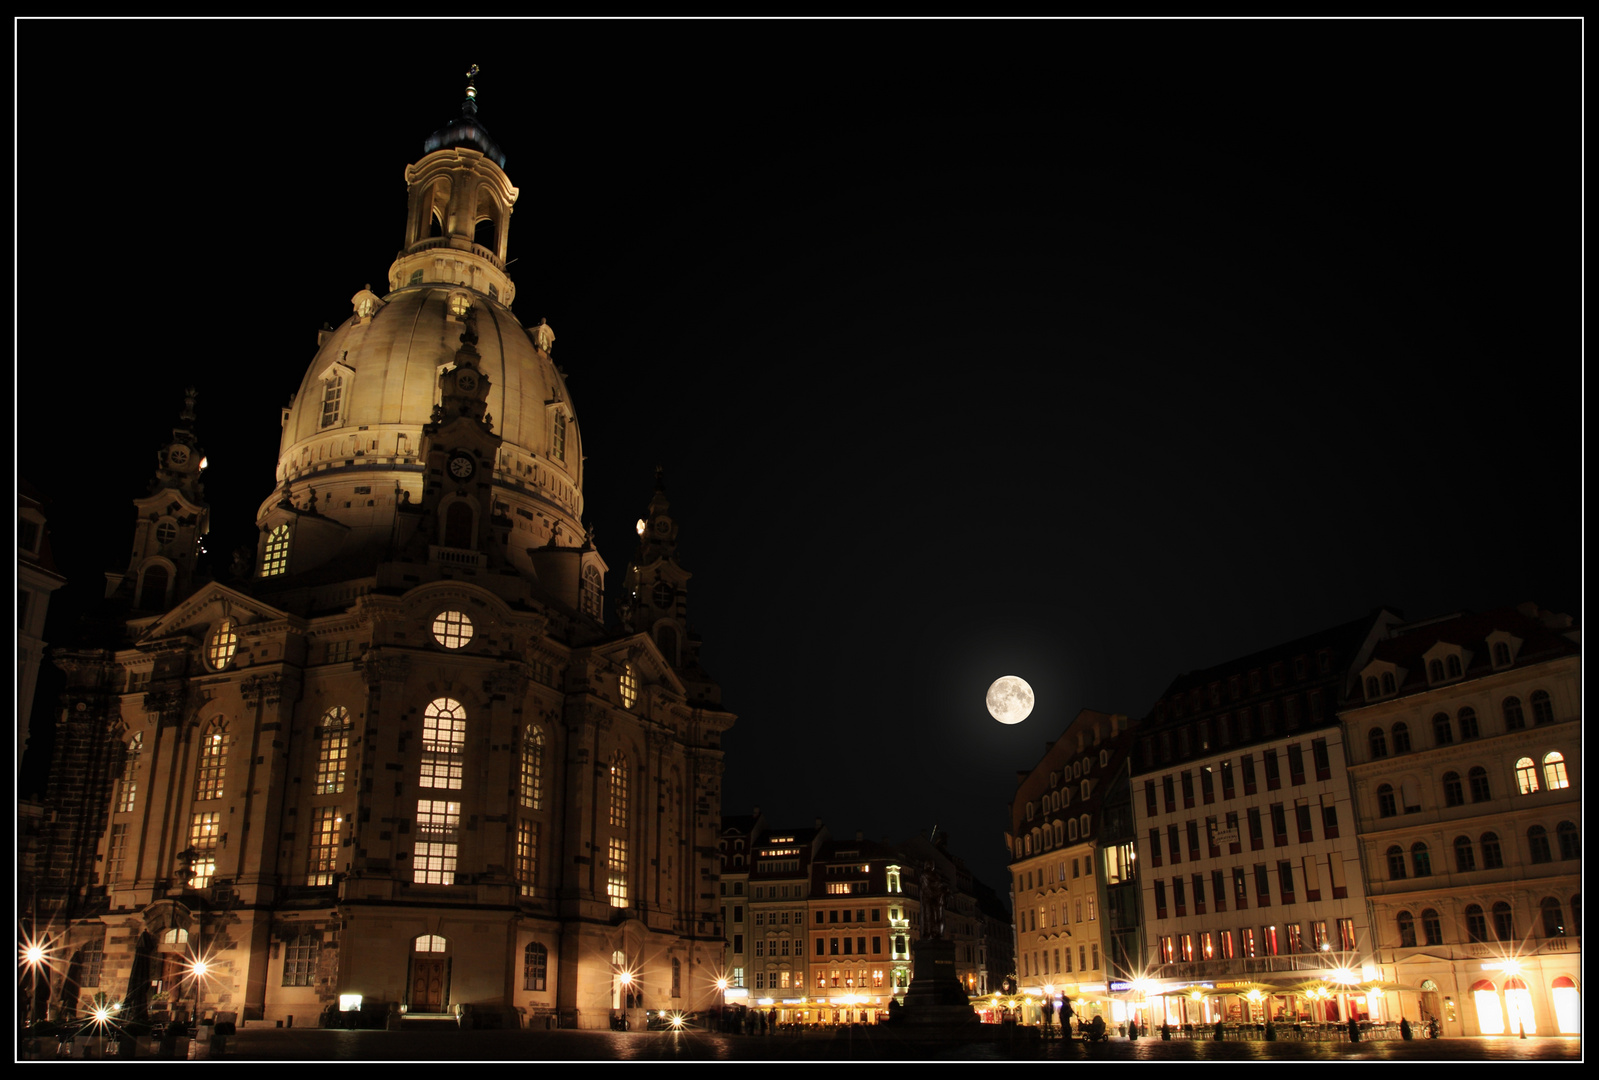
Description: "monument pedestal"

(891, 939), (979, 1027)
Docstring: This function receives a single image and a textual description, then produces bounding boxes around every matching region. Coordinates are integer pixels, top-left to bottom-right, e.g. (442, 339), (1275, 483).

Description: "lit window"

(206, 619), (239, 671)
(414, 800), (461, 884)
(1542, 751), (1568, 789)
(308, 806), (341, 885)
(421, 698), (466, 790)
(620, 664), (639, 709)
(415, 934), (447, 953)
(282, 935), (319, 986)
(448, 293), (472, 317)
(188, 811), (220, 888)
(431, 609), (474, 649)
(1515, 757), (1540, 795)
(609, 753), (628, 827)
(607, 836), (628, 908)
(117, 734), (142, 813)
(261, 525), (291, 577)
(195, 721), (228, 800)
(316, 707), (350, 794)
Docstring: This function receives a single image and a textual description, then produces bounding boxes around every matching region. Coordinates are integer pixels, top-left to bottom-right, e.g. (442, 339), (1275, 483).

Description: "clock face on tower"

(167, 444), (191, 467)
(456, 371), (478, 393)
(448, 453), (476, 480)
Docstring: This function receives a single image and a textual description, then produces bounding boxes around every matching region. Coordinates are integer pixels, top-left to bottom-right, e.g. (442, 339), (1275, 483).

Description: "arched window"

(1457, 707), (1479, 740)
(1465, 904), (1487, 943)
(316, 706), (351, 794)
(1503, 696), (1525, 731)
(1493, 641), (1511, 666)
(1446, 654), (1462, 678)
(261, 524), (291, 576)
(581, 565), (603, 619)
(1491, 901), (1514, 942)
(1365, 676), (1380, 699)
(1421, 908), (1443, 946)
(138, 564), (169, 608)
(1396, 911), (1416, 948)
(421, 698), (466, 790)
(1386, 845), (1407, 879)
(1432, 712), (1453, 746)
(1468, 766), (1491, 802)
(1376, 783), (1397, 818)
(1515, 756), (1540, 795)
(1381, 672), (1396, 694)
(1369, 728), (1388, 759)
(1442, 771), (1464, 807)
(520, 725), (544, 810)
(1542, 751), (1568, 789)
(1555, 820), (1579, 860)
(1080, 814), (1091, 837)
(320, 372), (345, 428)
(609, 752), (628, 828)
(1453, 835), (1476, 873)
(1068, 819), (1079, 841)
(415, 934), (447, 953)
(1391, 722), (1411, 753)
(1411, 841), (1432, 877)
(524, 942), (548, 991)
(117, 733), (142, 814)
(619, 664), (639, 709)
(1428, 659), (1444, 682)
(1530, 690), (1554, 725)
(552, 413), (568, 463)
(1481, 831), (1504, 869)
(196, 719), (228, 800)
(1527, 825), (1552, 864)
(1540, 897), (1565, 938)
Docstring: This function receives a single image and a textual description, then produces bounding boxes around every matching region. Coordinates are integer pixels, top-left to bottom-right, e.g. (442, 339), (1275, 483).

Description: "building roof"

(1362, 602), (1579, 699)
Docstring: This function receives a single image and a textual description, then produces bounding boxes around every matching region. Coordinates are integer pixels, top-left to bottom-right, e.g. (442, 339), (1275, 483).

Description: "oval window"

(432, 609), (474, 650)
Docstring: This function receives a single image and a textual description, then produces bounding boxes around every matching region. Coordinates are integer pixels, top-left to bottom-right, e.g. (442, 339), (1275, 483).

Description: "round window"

(652, 582), (674, 609)
(432, 610), (474, 649)
(156, 520), (177, 545)
(206, 618), (239, 671)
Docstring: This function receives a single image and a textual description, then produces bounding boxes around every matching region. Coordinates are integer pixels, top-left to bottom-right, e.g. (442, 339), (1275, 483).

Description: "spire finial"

(181, 386), (197, 423)
(462, 64), (480, 118)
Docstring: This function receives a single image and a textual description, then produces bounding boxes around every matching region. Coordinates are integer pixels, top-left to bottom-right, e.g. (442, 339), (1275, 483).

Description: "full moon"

(986, 675), (1035, 725)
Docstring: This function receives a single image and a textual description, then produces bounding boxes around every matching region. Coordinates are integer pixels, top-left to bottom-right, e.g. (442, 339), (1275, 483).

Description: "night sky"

(16, 19), (1581, 897)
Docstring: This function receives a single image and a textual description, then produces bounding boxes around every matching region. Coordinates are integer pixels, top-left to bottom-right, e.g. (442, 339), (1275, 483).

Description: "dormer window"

(1381, 672), (1396, 694)
(317, 360), (356, 430)
(552, 412), (567, 463)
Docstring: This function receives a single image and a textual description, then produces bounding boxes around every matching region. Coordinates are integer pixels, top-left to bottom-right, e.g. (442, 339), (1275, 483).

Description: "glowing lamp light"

(716, 977), (729, 991)
(25, 944), (45, 966)
(636, 518), (647, 537)
(192, 959), (210, 978)
(1332, 968), (1357, 985)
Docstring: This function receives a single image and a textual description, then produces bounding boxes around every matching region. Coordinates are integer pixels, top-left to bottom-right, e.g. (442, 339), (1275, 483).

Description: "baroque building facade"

(34, 81), (734, 1031)
(1342, 603), (1581, 1036)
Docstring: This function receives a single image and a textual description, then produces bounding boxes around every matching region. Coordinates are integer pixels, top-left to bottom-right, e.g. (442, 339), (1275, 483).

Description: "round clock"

(167, 444), (191, 467)
(457, 371), (478, 392)
(653, 518), (670, 535)
(448, 454), (476, 480)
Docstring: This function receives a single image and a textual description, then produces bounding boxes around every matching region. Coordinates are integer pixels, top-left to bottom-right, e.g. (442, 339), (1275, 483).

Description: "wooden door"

(412, 959), (446, 1012)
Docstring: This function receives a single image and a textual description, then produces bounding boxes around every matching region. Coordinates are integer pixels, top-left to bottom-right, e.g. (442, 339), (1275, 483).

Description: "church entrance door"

(412, 958), (446, 1012)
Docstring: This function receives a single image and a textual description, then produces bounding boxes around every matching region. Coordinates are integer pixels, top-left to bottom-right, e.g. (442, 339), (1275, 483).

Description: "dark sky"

(16, 18), (1581, 896)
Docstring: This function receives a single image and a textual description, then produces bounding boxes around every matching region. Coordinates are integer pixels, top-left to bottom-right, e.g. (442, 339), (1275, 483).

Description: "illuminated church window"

(608, 836), (628, 908)
(518, 819), (538, 896)
(188, 811), (220, 887)
(414, 800), (461, 884)
(421, 698), (466, 790)
(196, 721), (228, 799)
(282, 935), (320, 986)
(117, 734), (142, 813)
(317, 707), (350, 794)
(620, 664), (639, 708)
(205, 619), (238, 671)
(308, 807), (341, 885)
(609, 753), (628, 827)
(261, 524), (291, 576)
(449, 293), (472, 317)
(520, 725), (544, 809)
(432, 609), (474, 649)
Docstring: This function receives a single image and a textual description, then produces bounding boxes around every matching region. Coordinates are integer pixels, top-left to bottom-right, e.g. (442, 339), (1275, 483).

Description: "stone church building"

(35, 77), (735, 1030)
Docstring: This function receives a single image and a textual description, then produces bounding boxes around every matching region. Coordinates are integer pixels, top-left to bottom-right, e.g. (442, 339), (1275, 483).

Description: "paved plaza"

(71, 1026), (1580, 1062)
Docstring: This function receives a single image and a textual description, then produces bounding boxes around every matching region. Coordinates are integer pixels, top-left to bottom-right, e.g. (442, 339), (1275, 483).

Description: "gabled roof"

(1364, 603), (1579, 697)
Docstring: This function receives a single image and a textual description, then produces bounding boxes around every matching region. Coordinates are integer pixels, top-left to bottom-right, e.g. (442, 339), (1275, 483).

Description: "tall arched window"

(1555, 820), (1579, 860)
(1365, 676), (1380, 699)
(1411, 841), (1432, 877)
(1386, 845), (1407, 879)
(1503, 696), (1525, 730)
(1542, 751), (1568, 789)
(421, 698), (466, 790)
(1446, 654), (1462, 678)
(1391, 722), (1412, 753)
(581, 565), (603, 619)
(261, 524), (291, 576)
(1481, 831), (1504, 869)
(1530, 690), (1554, 725)
(1493, 641), (1511, 666)
(1453, 835), (1476, 872)
(196, 719), (228, 800)
(1381, 672), (1396, 694)
(1515, 757), (1540, 795)
(1457, 706), (1479, 740)
(117, 733), (142, 813)
(1527, 825), (1552, 864)
(1421, 908), (1443, 946)
(1432, 712), (1453, 745)
(320, 371), (345, 428)
(1442, 771), (1464, 807)
(138, 564), (169, 608)
(1465, 904), (1488, 943)
(1492, 901), (1514, 942)
(1396, 911), (1416, 947)
(1540, 897), (1565, 938)
(316, 706), (351, 794)
(1369, 728), (1388, 759)
(520, 725), (544, 810)
(1376, 783), (1397, 818)
(1428, 659), (1444, 681)
(524, 942), (548, 991)
(1468, 766), (1491, 802)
